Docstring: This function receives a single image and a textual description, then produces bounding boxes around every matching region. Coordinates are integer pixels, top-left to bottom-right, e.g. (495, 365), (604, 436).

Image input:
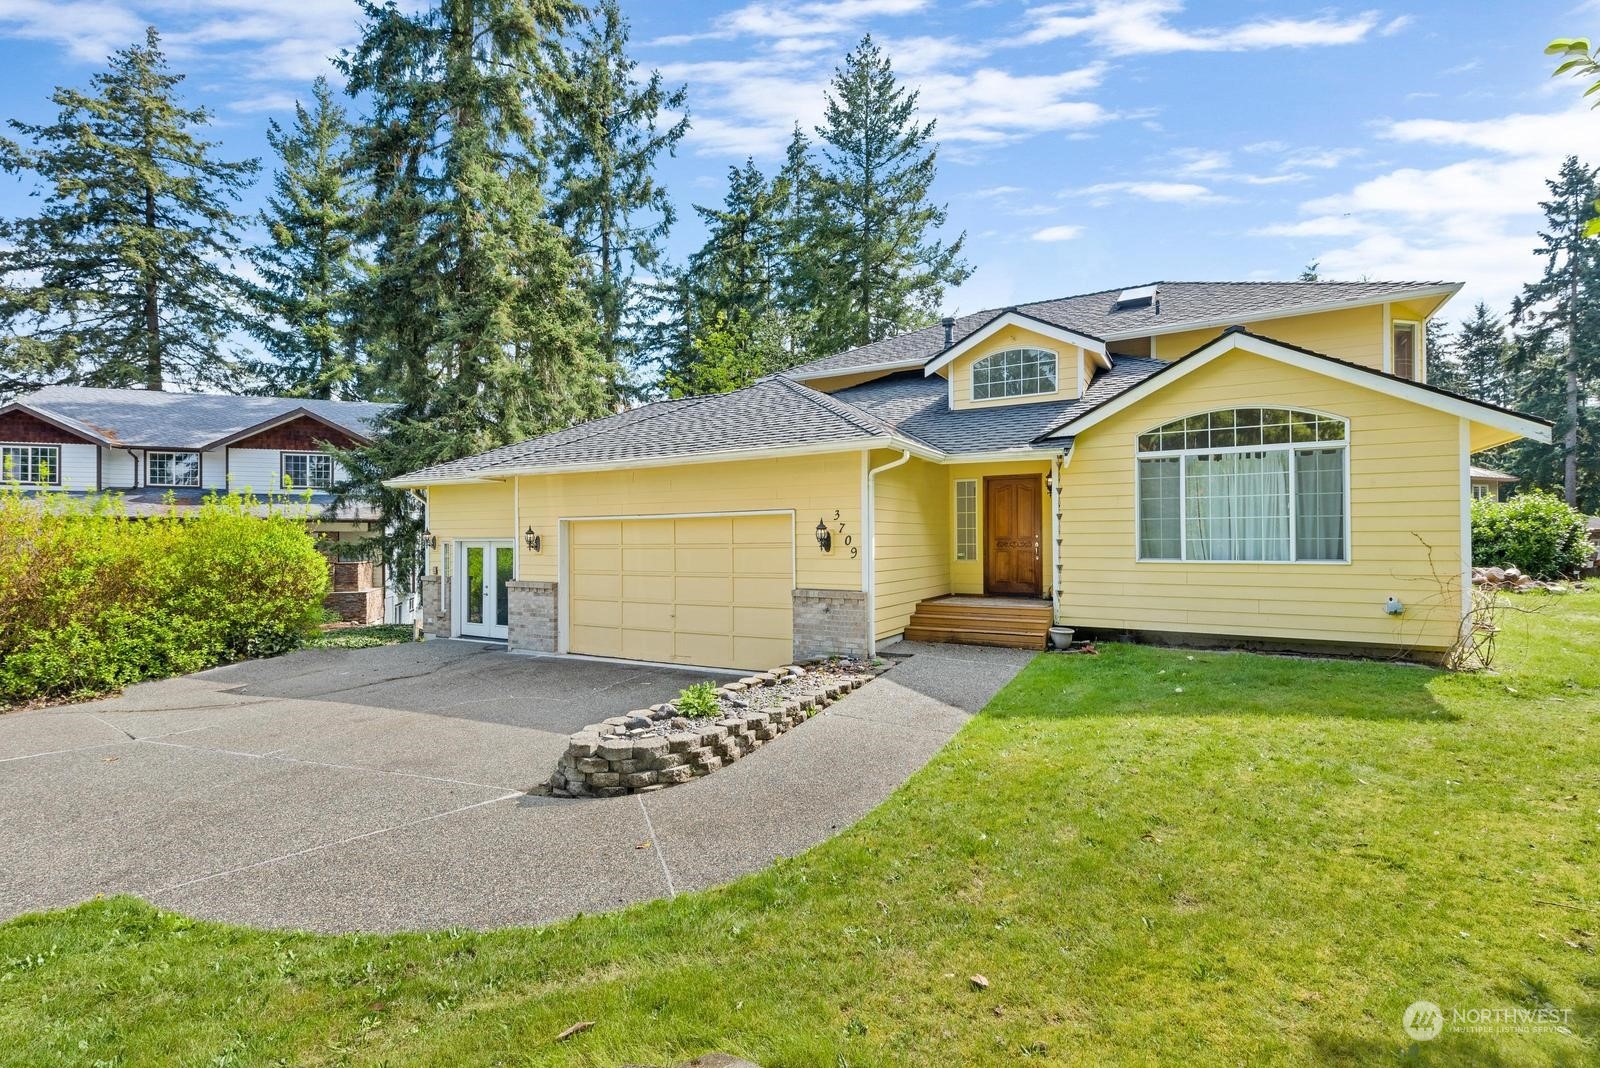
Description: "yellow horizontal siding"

(1151, 304), (1386, 371)
(870, 453), (950, 640)
(1060, 346), (1465, 653)
(946, 324), (1084, 410)
(428, 481), (514, 541)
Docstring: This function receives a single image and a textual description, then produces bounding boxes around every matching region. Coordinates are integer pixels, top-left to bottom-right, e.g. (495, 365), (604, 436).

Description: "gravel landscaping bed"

(541, 658), (884, 797)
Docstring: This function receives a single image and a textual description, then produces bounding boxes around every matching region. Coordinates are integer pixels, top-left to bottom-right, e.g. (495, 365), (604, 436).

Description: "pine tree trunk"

(143, 182), (161, 391)
(1566, 262), (1581, 506)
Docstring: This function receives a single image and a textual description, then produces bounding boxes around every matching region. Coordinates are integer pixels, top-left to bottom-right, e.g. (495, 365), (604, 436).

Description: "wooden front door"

(984, 475), (1043, 596)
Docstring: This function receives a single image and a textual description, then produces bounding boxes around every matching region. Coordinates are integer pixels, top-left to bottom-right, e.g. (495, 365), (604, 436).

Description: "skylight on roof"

(1114, 284), (1158, 308)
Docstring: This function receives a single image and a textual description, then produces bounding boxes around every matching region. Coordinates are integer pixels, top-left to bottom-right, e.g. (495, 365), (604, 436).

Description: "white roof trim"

(385, 434), (945, 488)
(1098, 283), (1463, 342)
(1043, 330), (1553, 445)
(923, 312), (1110, 377)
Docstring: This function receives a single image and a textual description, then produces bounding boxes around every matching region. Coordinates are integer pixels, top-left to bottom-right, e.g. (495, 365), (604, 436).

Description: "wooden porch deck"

(902, 595), (1053, 650)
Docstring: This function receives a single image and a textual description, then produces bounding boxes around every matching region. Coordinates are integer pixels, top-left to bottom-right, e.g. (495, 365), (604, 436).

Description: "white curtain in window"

(1184, 450), (1291, 561)
(1294, 447), (1344, 560)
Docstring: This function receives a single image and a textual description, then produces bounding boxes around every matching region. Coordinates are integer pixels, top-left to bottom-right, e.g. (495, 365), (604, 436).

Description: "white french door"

(457, 540), (514, 639)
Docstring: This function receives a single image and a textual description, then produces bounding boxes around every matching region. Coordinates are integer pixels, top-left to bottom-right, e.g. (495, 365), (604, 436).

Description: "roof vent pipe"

(941, 316), (954, 349)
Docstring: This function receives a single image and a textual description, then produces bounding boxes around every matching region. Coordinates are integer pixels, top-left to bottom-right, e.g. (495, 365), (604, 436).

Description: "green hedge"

(1470, 490), (1592, 579)
(0, 489), (329, 704)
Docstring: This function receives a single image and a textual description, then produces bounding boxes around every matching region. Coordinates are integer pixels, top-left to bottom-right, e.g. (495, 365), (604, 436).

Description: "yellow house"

(390, 281), (1551, 669)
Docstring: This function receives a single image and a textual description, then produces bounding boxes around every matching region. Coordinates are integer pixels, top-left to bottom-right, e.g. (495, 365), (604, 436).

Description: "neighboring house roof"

(395, 375), (908, 484)
(5, 386), (392, 449)
(786, 280), (1460, 381)
(1469, 466), (1520, 483)
(1040, 327), (1553, 445)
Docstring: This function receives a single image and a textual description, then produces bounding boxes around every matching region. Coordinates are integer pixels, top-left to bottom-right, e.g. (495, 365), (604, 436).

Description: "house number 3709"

(832, 509), (857, 558)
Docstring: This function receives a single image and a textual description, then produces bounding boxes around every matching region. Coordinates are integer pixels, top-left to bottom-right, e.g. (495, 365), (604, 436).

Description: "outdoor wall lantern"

(815, 518), (833, 553)
(1045, 471), (1054, 493)
(525, 526), (542, 553)
(424, 530), (438, 549)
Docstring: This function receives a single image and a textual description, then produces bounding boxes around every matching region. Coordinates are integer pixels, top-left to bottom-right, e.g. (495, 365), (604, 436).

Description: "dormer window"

(972, 347), (1057, 401)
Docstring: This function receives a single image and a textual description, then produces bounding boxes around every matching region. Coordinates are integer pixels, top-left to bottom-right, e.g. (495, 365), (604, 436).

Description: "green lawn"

(4, 595), (1598, 1066)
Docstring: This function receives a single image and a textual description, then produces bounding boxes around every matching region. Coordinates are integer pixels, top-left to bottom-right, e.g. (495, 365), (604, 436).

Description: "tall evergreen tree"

(1511, 155), (1600, 506)
(1425, 317), (1465, 395)
(336, 0), (607, 589)
(541, 0), (688, 399)
(798, 36), (971, 359)
(0, 28), (258, 393)
(249, 77), (365, 399)
(1451, 302), (1513, 407)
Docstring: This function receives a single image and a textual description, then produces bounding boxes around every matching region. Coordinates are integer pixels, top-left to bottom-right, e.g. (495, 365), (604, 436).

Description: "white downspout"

(864, 448), (912, 657)
(512, 476), (520, 581)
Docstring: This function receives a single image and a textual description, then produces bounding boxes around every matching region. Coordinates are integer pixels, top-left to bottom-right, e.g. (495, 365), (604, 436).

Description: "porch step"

(902, 597), (1052, 651)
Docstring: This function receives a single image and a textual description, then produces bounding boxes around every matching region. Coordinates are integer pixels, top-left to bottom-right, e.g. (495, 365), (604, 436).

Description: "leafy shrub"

(0, 489), (329, 704)
(1470, 490), (1592, 579)
(675, 681), (724, 719)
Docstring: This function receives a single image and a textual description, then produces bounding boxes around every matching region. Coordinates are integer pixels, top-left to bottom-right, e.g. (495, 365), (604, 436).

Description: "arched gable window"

(1135, 407), (1347, 563)
(972, 347), (1056, 401)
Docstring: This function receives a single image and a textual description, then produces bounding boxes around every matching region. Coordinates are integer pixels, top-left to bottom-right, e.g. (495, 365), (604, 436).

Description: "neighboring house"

(391, 281), (1551, 668)
(1469, 465), (1519, 501)
(0, 386), (412, 625)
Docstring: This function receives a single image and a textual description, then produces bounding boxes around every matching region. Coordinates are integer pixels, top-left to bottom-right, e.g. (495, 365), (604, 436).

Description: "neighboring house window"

(1392, 320), (1419, 380)
(282, 451), (335, 490)
(0, 444), (60, 485)
(954, 479), (978, 561)
(147, 451), (201, 487)
(972, 347), (1056, 401)
(1471, 483), (1491, 500)
(1136, 408), (1348, 563)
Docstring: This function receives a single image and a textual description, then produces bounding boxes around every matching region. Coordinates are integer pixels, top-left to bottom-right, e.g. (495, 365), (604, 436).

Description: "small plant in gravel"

(674, 681), (723, 719)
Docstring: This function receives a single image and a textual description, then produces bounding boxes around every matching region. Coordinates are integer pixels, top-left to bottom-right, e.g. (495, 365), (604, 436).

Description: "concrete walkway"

(0, 640), (1032, 932)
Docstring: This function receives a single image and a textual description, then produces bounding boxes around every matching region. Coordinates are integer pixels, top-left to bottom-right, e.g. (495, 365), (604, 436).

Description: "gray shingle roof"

(399, 375), (900, 482)
(14, 386), (392, 448)
(831, 357), (1165, 453)
(786, 280), (1458, 379)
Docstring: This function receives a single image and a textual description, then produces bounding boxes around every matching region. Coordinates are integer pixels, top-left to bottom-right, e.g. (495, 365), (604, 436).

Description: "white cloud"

(1032, 224), (1085, 241)
(0, 0), (144, 62)
(1015, 0), (1381, 55)
(1071, 180), (1225, 203)
(658, 51), (1112, 156)
(1257, 107), (1597, 311)
(0, 0), (427, 89)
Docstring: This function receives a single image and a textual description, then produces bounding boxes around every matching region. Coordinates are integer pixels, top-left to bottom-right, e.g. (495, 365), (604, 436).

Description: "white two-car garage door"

(566, 513), (794, 670)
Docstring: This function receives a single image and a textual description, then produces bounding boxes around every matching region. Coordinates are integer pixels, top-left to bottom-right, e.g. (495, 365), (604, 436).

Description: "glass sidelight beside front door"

(458, 540), (514, 639)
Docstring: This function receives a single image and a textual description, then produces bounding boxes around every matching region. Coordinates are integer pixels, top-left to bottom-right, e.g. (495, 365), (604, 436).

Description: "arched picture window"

(1135, 407), (1348, 563)
(971, 347), (1056, 401)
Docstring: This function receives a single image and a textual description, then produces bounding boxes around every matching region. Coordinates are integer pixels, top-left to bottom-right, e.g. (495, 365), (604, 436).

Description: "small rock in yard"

(969, 974), (989, 991)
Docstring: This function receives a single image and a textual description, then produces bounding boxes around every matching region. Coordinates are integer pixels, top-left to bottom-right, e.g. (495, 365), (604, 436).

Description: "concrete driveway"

(0, 639), (1033, 933)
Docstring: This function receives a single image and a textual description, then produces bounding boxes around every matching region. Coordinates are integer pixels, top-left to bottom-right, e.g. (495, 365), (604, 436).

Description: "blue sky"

(0, 0), (1594, 327)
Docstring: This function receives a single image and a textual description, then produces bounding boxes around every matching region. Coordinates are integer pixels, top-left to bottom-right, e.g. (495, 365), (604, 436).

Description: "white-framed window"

(0, 444), (59, 485)
(282, 451), (335, 490)
(972, 347), (1057, 401)
(1136, 408), (1348, 563)
(1392, 320), (1420, 381)
(1471, 483), (1491, 500)
(954, 479), (978, 560)
(147, 450), (201, 487)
